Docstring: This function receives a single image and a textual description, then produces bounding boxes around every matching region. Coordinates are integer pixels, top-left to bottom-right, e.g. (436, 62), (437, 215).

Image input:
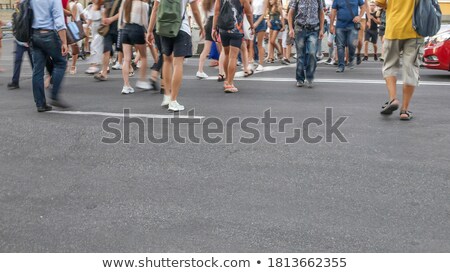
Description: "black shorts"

(122, 24), (146, 45)
(103, 31), (122, 53)
(365, 30), (378, 44)
(161, 30), (193, 58)
(204, 16), (214, 42)
(219, 32), (243, 48)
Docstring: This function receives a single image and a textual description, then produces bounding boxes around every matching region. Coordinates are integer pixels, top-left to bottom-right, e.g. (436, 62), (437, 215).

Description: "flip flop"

(94, 73), (107, 81)
(244, 70), (254, 77)
(218, 74), (226, 82)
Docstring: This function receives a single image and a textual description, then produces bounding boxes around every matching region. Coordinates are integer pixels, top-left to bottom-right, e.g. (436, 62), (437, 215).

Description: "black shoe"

(160, 87), (165, 95)
(362, 56), (368, 61)
(37, 104), (53, 112)
(50, 99), (71, 109)
(374, 54), (379, 61)
(356, 54), (362, 65)
(150, 78), (160, 92)
(7, 82), (20, 90)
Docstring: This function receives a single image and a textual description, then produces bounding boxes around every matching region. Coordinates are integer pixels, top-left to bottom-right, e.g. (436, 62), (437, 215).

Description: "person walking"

(266, 0), (285, 63)
(147, 0), (204, 111)
(330, 0), (366, 73)
(212, 0), (254, 93)
(288, 0), (325, 88)
(118, 0), (151, 94)
(250, 0), (268, 71)
(376, 0), (422, 120)
(363, 1), (379, 61)
(30, 0), (69, 112)
(7, 40), (33, 90)
(196, 0), (215, 79)
(85, 0), (104, 74)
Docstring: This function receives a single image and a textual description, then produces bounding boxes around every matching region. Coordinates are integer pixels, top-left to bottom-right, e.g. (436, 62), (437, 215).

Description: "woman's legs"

(134, 44), (147, 81)
(198, 40), (212, 73)
(121, 44), (132, 87)
(257, 32), (265, 65)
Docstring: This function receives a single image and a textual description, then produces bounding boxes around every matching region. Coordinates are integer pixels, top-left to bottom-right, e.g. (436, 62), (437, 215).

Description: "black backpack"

(12, 0), (33, 43)
(412, 0), (442, 37)
(217, 0), (235, 30)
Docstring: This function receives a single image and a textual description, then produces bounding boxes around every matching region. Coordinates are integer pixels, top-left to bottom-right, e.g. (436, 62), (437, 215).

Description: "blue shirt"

(31, 0), (66, 31)
(332, 0), (365, 28)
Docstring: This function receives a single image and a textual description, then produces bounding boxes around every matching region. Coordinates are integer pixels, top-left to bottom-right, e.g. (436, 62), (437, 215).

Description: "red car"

(423, 29), (450, 71)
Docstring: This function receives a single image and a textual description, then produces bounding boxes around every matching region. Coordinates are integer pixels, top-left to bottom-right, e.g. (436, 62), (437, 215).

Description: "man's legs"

(11, 42), (27, 86)
(335, 28), (346, 70)
(31, 39), (47, 108)
(226, 46), (239, 86)
(162, 54), (173, 97)
(305, 31), (319, 83)
(47, 35), (67, 102)
(347, 27), (359, 65)
(400, 39), (421, 117)
(295, 30), (306, 83)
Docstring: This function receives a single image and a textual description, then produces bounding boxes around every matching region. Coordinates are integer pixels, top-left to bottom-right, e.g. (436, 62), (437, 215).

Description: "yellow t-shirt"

(376, 0), (419, 39)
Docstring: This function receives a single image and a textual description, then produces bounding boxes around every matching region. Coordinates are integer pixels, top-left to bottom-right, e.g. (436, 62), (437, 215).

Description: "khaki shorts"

(382, 39), (422, 86)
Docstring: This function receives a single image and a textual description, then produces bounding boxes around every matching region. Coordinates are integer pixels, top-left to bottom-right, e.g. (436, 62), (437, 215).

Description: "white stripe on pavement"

(48, 111), (205, 119)
(187, 76), (450, 86)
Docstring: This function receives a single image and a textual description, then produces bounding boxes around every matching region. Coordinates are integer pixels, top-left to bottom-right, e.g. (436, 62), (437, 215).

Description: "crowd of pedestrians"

(4, 0), (420, 120)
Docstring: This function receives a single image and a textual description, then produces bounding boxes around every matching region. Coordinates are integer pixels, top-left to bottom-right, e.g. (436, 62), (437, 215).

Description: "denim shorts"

(122, 24), (146, 45)
(254, 15), (267, 33)
(270, 19), (282, 31)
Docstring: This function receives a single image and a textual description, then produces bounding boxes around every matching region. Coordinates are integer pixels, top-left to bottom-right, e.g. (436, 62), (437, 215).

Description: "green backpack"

(156, 0), (185, 38)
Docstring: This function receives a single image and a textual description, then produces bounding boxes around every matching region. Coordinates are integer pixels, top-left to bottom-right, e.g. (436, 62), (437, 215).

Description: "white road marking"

(48, 111), (204, 119)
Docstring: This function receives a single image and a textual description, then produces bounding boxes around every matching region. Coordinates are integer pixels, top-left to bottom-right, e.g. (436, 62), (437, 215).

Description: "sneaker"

(379, 57), (384, 62)
(296, 81), (304, 87)
(306, 80), (314, 88)
(356, 54), (362, 65)
(255, 64), (264, 71)
(196, 71), (209, 79)
(348, 61), (355, 70)
(336, 67), (344, 73)
(362, 56), (369, 61)
(136, 80), (151, 90)
(121, 86), (135, 94)
(7, 82), (19, 90)
(374, 54), (379, 61)
(325, 58), (333, 65)
(112, 63), (122, 70)
(317, 53), (324, 60)
(168, 100), (185, 112)
(161, 95), (171, 107)
(37, 104), (53, 112)
(85, 66), (100, 74)
(129, 70), (135, 77)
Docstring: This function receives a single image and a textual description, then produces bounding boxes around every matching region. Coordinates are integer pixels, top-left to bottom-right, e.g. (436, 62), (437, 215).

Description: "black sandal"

(217, 74), (226, 82)
(400, 110), (413, 120)
(380, 98), (399, 115)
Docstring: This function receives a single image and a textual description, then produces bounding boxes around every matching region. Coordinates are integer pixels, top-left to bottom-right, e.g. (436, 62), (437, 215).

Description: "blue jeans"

(335, 26), (358, 69)
(295, 29), (319, 82)
(31, 31), (67, 108)
(12, 41), (33, 85)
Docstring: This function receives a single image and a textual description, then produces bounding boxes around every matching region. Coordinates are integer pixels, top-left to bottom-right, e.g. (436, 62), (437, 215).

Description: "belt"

(33, 29), (54, 33)
(298, 24), (320, 30)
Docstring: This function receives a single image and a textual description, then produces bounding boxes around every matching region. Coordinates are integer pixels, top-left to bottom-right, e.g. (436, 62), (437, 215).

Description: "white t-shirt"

(157, 0), (195, 36)
(68, 1), (84, 22)
(252, 0), (265, 16)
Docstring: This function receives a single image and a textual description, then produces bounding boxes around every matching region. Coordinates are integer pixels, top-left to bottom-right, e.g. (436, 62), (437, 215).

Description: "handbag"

(344, 0), (361, 30)
(67, 20), (86, 45)
(98, 0), (120, 36)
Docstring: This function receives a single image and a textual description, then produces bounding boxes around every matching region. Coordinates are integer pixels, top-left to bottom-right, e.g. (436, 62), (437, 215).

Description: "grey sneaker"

(296, 81), (304, 87)
(336, 67), (344, 73)
(348, 61), (355, 70)
(306, 80), (314, 88)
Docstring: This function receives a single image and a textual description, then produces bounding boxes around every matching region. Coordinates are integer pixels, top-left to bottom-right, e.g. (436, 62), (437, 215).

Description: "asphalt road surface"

(0, 39), (449, 252)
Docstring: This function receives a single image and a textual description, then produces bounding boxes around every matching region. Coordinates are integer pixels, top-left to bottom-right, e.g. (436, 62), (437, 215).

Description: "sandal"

(400, 110), (413, 121)
(224, 84), (238, 93)
(217, 74), (226, 82)
(380, 98), (399, 115)
(244, 70), (254, 77)
(69, 66), (77, 75)
(94, 73), (107, 81)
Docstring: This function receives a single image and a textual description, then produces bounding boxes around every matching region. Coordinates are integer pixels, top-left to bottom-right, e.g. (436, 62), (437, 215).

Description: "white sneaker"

(168, 100), (185, 112)
(161, 95), (171, 107)
(121, 86), (134, 94)
(255, 64), (264, 71)
(136, 80), (151, 90)
(112, 63), (122, 70)
(196, 71), (209, 79)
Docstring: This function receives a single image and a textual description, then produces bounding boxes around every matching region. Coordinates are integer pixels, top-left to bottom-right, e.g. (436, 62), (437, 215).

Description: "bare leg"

(135, 44), (148, 81)
(122, 44), (132, 87)
(401, 84), (415, 111)
(171, 56), (185, 101)
(162, 55), (173, 96)
(241, 40), (250, 73)
(198, 40), (212, 73)
(217, 43), (226, 76)
(226, 46), (240, 85)
(257, 32), (265, 65)
(385, 76), (397, 101)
